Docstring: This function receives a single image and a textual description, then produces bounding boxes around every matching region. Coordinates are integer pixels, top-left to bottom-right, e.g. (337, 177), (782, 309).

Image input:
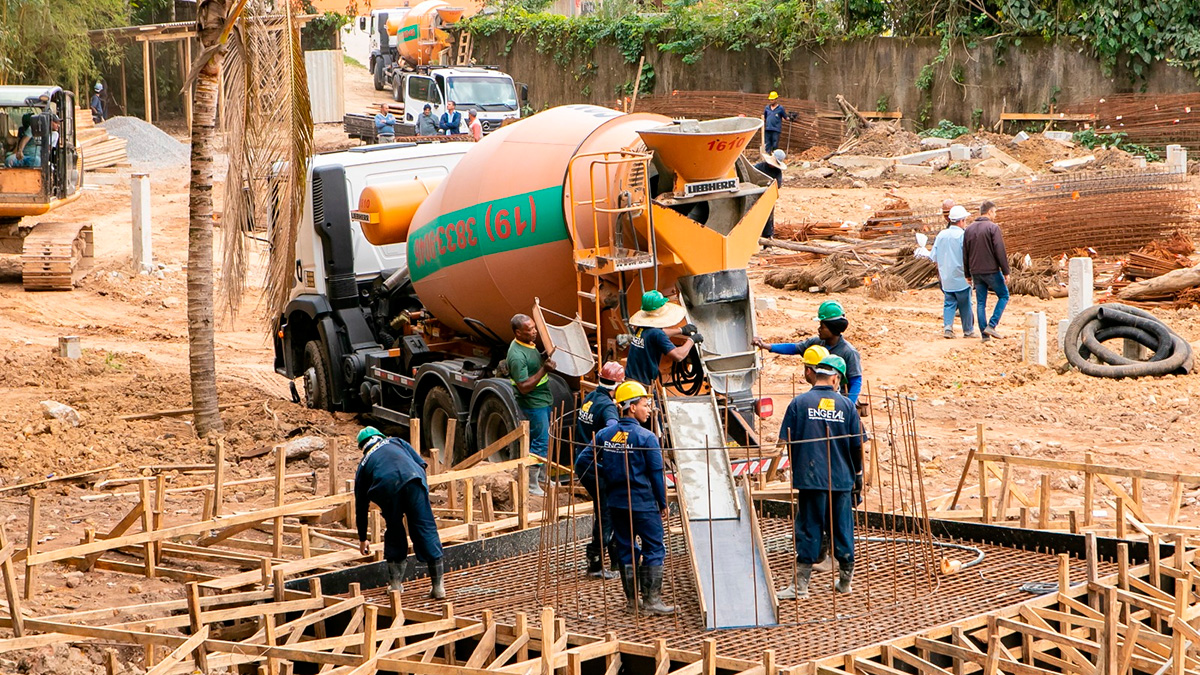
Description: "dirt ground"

(1, 60), (1198, 672)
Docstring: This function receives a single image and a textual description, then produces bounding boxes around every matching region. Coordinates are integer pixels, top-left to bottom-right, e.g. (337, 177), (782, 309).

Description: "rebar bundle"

(636, 91), (845, 154)
(1065, 93), (1200, 150)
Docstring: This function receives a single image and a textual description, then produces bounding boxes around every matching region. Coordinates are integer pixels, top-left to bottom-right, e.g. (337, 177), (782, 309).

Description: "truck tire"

(373, 60), (386, 91)
(422, 386), (467, 466)
(392, 76), (403, 102)
(302, 341), (333, 410)
(474, 395), (520, 462)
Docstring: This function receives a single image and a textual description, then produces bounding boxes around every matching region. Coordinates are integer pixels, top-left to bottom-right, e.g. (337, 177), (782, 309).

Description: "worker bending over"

(355, 427), (446, 599)
(573, 361), (626, 580)
(754, 300), (863, 405)
(626, 290), (701, 387)
(777, 356), (863, 599)
(596, 381), (674, 615)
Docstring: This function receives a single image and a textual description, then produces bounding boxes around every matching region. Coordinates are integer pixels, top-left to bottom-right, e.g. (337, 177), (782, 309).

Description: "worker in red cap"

(573, 361), (626, 579)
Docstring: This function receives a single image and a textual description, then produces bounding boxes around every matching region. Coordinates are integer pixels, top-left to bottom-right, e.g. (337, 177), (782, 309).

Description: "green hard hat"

(815, 300), (845, 322)
(819, 354), (847, 378)
(357, 426), (385, 447)
(641, 290), (668, 312)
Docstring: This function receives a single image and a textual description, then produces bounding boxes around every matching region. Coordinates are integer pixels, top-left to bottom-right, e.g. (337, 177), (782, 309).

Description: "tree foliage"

(0, 0), (127, 86)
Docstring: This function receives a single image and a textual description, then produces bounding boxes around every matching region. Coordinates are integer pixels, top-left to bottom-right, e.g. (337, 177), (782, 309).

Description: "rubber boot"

(528, 465), (545, 497)
(639, 565), (675, 615)
(813, 552), (838, 574)
(387, 559), (408, 592)
(620, 565), (638, 610)
(776, 563), (812, 600)
(607, 543), (621, 573)
(429, 559), (447, 600)
(836, 565), (853, 594)
(587, 555), (619, 579)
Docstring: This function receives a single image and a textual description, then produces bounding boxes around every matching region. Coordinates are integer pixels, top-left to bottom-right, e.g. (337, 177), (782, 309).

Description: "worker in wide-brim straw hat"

(625, 290), (703, 387)
(753, 148), (787, 240)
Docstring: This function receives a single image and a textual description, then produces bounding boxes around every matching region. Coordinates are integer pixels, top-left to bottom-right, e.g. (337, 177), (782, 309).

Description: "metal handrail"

(564, 150), (651, 255)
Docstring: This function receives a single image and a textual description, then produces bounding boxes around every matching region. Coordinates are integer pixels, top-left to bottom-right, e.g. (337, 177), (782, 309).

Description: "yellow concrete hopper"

(637, 117), (763, 187)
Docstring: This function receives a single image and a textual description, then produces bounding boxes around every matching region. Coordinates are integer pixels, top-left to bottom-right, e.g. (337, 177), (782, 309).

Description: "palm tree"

(186, 0), (312, 437)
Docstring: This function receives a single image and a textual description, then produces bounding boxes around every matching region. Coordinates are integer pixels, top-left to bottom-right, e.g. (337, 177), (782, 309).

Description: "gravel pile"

(101, 116), (190, 170)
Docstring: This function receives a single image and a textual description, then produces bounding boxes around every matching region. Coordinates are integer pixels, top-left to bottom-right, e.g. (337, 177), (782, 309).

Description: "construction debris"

(1066, 92), (1200, 150)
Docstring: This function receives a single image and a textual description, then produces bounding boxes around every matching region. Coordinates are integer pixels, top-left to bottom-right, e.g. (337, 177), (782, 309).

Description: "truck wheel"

(422, 386), (467, 466)
(474, 395), (520, 462)
(302, 341), (333, 410)
(392, 76), (402, 102)
(373, 60), (385, 91)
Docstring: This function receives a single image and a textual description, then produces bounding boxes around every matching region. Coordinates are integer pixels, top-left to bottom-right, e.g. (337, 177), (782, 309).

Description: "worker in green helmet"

(753, 300), (864, 405)
(355, 426), (446, 598)
(625, 290), (703, 387)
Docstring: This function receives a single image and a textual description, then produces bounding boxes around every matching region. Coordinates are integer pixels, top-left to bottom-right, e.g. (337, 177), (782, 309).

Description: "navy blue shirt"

(354, 437), (428, 541)
(596, 417), (667, 512)
(439, 110), (463, 135)
(626, 327), (675, 386)
(779, 385), (863, 491)
(763, 104), (787, 132)
(574, 386), (618, 474)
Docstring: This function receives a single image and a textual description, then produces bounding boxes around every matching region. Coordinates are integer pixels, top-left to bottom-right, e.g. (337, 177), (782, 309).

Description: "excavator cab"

(0, 86), (89, 290)
(0, 86), (81, 223)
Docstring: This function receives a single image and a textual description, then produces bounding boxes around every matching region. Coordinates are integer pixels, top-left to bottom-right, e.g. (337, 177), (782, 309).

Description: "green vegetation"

(300, 1), (352, 52)
(920, 119), (969, 139)
(1072, 128), (1161, 161)
(0, 0), (127, 86)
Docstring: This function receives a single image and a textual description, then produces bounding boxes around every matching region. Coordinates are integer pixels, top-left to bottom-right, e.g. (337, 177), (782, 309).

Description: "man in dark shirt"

(777, 359), (863, 599)
(754, 300), (864, 404)
(355, 427), (445, 598)
(90, 83), (106, 124)
(762, 92), (788, 153)
(573, 361), (625, 579)
(753, 149), (786, 239)
(597, 380), (674, 615)
(625, 290), (700, 387)
(962, 200), (1010, 342)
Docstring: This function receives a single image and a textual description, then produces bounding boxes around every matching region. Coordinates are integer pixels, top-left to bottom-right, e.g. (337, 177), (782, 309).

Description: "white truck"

(389, 66), (524, 135)
(359, 8), (405, 91)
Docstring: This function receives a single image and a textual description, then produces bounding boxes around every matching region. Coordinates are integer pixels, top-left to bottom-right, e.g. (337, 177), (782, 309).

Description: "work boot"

(587, 555), (619, 580)
(639, 566), (675, 615)
(813, 552), (838, 573)
(620, 565), (638, 610)
(943, 328), (954, 339)
(387, 559), (408, 592)
(836, 565), (854, 594)
(429, 559), (447, 600)
(983, 326), (1003, 339)
(776, 563), (812, 600)
(528, 465), (545, 497)
(607, 543), (621, 573)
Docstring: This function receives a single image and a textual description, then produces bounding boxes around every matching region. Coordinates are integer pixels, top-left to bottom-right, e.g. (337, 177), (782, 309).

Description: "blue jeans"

(521, 405), (550, 458)
(764, 130), (780, 152)
(611, 508), (665, 566)
(943, 288), (974, 334)
(794, 490), (855, 567)
(973, 272), (1009, 332)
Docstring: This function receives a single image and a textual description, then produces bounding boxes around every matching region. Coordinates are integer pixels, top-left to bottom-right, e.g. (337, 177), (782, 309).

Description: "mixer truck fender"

(273, 294), (332, 379)
(412, 364), (470, 462)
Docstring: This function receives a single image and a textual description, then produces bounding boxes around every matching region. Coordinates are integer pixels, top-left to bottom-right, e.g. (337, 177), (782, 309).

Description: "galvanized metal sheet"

(688, 486), (777, 629)
(664, 396), (738, 521)
(305, 51), (345, 124)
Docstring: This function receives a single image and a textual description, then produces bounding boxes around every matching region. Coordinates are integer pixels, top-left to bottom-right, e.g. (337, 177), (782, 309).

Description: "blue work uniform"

(596, 417), (668, 566)
(779, 385), (863, 567)
(574, 387), (620, 562)
(768, 336), (864, 403)
(355, 437), (443, 564)
(626, 327), (676, 386)
(763, 104), (788, 152)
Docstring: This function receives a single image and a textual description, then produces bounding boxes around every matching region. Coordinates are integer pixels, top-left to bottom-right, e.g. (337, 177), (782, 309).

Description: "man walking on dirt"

(963, 201), (1010, 342)
(762, 92), (787, 153)
(776, 358), (863, 599)
(355, 427), (446, 599)
(507, 313), (556, 497)
(915, 205), (977, 339)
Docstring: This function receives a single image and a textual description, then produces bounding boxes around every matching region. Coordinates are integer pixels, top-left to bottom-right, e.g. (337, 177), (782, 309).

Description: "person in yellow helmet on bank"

(594, 380), (674, 615)
(763, 91), (791, 153)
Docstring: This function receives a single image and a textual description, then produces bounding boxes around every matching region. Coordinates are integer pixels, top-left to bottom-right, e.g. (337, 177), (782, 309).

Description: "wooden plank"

(0, 464), (117, 495)
(999, 113), (1096, 122)
(451, 426), (525, 471)
(146, 625), (209, 675)
(0, 526), (24, 637)
(974, 454), (1200, 487)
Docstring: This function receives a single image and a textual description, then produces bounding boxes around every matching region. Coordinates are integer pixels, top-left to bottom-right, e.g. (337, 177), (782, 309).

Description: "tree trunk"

(187, 0), (226, 437)
(1117, 264), (1200, 299)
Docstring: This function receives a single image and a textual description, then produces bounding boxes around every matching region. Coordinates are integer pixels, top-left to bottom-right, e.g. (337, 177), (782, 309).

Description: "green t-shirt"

(507, 340), (553, 409)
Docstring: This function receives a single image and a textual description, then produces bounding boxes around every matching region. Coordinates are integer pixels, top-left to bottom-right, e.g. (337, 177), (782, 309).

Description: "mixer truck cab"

(276, 105), (781, 468)
(393, 67), (522, 136)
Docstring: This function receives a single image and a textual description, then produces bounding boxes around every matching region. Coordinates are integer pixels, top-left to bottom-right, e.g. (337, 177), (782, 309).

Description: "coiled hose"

(1064, 303), (1194, 378)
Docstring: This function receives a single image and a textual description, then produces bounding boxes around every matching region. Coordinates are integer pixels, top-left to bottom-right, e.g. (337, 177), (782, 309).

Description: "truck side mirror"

(519, 83), (529, 105)
(359, 16), (367, 31)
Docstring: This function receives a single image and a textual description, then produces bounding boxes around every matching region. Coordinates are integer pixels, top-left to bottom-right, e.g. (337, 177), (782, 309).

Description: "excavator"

(0, 85), (91, 291)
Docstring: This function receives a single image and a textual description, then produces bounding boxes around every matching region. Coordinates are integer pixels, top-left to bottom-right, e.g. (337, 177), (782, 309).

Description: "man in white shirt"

(915, 205), (977, 339)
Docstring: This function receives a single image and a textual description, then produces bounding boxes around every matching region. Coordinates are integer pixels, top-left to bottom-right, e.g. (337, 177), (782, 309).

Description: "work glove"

(690, 332), (705, 345)
(852, 474), (863, 506)
(681, 323), (699, 337)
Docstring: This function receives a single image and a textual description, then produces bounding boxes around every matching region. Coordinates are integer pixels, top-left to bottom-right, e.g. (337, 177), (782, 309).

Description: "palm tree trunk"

(187, 0), (226, 437)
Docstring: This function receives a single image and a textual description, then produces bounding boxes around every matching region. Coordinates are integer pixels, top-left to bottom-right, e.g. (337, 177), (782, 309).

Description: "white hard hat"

(948, 205), (970, 222)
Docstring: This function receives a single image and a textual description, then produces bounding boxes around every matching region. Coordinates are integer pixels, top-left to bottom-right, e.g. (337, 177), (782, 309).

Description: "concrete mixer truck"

(273, 105), (778, 465)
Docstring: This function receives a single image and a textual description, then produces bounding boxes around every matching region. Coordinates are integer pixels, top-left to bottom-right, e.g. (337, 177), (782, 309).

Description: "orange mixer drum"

(407, 105), (672, 340)
(395, 0), (471, 65)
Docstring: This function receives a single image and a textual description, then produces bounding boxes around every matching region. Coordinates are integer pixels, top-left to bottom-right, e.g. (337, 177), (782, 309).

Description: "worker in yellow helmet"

(802, 345), (830, 385)
(763, 91), (788, 153)
(594, 381), (674, 615)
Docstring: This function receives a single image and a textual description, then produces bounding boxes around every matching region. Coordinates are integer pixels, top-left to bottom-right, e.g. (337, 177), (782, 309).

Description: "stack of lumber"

(74, 109), (129, 171)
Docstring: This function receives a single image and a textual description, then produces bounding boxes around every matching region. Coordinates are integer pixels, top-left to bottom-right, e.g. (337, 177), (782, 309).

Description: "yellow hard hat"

(802, 345), (830, 366)
(614, 380), (649, 405)
(768, 91), (779, 100)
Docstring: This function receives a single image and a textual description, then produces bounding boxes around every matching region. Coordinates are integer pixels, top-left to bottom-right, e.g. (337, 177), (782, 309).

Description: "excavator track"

(21, 221), (93, 291)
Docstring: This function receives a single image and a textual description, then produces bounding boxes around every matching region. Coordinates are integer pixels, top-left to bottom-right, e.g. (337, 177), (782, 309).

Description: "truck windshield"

(445, 77), (518, 111)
